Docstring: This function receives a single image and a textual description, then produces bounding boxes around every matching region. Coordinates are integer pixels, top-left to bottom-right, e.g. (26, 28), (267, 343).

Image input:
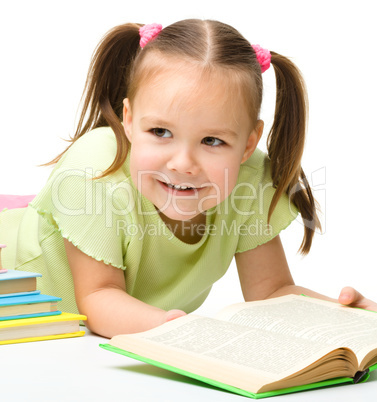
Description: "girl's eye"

(152, 128), (172, 138)
(202, 137), (224, 147)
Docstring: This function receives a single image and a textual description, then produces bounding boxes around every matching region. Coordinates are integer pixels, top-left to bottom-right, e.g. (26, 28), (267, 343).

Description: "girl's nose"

(166, 147), (200, 176)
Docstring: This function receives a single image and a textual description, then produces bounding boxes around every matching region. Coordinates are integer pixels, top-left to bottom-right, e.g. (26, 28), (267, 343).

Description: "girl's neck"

(158, 212), (206, 244)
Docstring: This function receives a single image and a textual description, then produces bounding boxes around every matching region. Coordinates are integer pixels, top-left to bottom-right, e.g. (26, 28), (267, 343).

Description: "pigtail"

(268, 52), (321, 254)
(46, 23), (142, 176)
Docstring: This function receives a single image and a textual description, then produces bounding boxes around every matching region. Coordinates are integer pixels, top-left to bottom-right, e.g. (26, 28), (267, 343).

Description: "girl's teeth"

(167, 183), (193, 190)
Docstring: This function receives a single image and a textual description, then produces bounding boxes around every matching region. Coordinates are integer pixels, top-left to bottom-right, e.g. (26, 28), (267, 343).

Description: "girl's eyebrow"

(140, 116), (173, 128)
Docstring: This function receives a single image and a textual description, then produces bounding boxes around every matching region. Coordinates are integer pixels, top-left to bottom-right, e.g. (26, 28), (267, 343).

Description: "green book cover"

(99, 343), (377, 399)
(99, 295), (377, 398)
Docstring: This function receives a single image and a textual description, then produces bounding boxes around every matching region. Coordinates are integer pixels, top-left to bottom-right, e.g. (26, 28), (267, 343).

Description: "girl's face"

(123, 61), (262, 222)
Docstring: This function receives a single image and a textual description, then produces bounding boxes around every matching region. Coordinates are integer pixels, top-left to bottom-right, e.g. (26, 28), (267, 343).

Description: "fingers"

(338, 287), (377, 312)
(338, 286), (370, 309)
(165, 309), (187, 322)
(338, 286), (362, 305)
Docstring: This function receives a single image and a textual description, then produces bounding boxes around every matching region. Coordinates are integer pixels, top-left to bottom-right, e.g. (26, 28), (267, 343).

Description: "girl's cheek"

(132, 147), (158, 169)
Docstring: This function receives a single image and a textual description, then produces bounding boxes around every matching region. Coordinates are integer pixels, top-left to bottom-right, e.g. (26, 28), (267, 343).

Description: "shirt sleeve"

(29, 128), (133, 269)
(235, 150), (298, 253)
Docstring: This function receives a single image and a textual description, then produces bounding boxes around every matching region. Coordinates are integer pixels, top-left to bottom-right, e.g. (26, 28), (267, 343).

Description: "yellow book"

(0, 312), (86, 345)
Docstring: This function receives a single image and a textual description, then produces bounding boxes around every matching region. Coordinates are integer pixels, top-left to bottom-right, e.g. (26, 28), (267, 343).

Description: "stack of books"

(0, 244), (86, 345)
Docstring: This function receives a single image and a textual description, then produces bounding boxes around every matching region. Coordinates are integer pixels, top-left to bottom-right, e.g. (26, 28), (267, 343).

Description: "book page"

(110, 313), (343, 392)
(215, 295), (377, 364)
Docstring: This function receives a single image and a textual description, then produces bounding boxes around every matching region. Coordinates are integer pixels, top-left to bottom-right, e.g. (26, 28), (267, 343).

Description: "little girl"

(0, 20), (375, 338)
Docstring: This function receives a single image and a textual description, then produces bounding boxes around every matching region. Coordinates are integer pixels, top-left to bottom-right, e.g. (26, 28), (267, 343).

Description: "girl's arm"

(235, 235), (377, 311)
(64, 239), (186, 338)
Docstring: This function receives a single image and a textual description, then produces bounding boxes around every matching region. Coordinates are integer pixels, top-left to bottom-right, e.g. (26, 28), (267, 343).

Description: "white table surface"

(1, 327), (376, 402)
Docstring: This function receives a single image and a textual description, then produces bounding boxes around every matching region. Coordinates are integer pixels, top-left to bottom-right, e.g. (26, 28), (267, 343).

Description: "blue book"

(0, 290), (41, 299)
(0, 293), (62, 321)
(0, 269), (41, 296)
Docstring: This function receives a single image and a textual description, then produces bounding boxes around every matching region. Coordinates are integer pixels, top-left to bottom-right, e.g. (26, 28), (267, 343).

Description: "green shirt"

(0, 127), (298, 314)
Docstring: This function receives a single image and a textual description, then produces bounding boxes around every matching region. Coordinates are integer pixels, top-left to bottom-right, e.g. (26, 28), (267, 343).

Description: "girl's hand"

(165, 309), (187, 322)
(338, 287), (377, 312)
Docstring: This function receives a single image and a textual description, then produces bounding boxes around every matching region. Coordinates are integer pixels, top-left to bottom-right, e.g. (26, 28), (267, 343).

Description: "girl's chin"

(157, 209), (202, 222)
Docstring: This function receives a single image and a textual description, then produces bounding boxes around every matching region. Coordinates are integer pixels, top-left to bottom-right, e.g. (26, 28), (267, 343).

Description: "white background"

(1, 0), (376, 315)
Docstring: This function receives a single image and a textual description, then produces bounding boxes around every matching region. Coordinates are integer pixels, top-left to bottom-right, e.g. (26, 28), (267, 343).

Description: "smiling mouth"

(159, 181), (202, 193)
(166, 183), (195, 191)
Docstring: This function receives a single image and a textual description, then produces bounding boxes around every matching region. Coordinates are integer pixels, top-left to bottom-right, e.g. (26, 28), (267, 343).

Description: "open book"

(100, 295), (377, 398)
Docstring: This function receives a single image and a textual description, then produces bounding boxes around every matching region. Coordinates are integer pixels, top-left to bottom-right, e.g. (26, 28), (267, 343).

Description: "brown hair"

(47, 19), (320, 254)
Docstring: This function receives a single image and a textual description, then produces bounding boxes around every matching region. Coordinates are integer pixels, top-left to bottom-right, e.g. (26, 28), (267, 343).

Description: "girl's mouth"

(166, 183), (194, 191)
(159, 181), (202, 195)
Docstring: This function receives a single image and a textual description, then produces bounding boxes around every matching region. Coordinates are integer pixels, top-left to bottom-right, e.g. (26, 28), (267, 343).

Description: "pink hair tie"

(139, 23), (163, 48)
(251, 44), (271, 73)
